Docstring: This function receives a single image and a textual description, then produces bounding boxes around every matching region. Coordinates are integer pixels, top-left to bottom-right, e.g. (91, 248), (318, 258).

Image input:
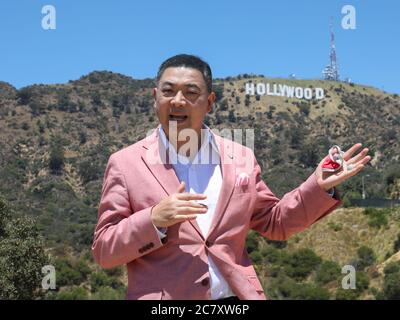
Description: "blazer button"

(201, 278), (209, 286)
(205, 240), (212, 247)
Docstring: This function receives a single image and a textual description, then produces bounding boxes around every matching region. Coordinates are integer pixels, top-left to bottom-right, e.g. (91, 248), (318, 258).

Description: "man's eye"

(162, 89), (173, 93)
(187, 91), (198, 95)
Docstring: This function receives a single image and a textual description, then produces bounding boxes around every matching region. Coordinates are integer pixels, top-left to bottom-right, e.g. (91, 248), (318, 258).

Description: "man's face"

(153, 67), (215, 137)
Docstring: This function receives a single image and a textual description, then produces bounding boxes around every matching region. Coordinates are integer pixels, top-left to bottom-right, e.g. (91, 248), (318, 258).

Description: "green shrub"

(56, 286), (88, 300)
(342, 191), (360, 208)
(54, 258), (87, 287)
(327, 222), (342, 231)
(384, 262), (400, 275)
(91, 286), (125, 300)
(245, 232), (259, 253)
(316, 261), (341, 285)
(0, 197), (48, 299)
(335, 288), (360, 300)
(250, 251), (262, 264)
(393, 233), (400, 253)
(383, 270), (400, 300)
(291, 283), (330, 300)
(357, 246), (376, 270)
(283, 248), (322, 280)
(363, 207), (389, 228)
(89, 271), (123, 293)
(78, 160), (101, 184)
(269, 275), (329, 300)
(49, 145), (65, 174)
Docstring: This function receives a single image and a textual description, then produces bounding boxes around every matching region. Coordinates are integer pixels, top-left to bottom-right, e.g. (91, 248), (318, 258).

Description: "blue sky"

(0, 0), (398, 93)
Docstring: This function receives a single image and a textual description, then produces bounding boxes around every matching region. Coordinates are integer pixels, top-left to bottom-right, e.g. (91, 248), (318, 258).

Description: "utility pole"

(362, 175), (370, 200)
(362, 176), (366, 200)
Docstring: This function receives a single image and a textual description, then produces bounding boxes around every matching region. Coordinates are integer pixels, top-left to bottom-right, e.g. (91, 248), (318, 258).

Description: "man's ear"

(207, 92), (216, 113)
(152, 88), (157, 109)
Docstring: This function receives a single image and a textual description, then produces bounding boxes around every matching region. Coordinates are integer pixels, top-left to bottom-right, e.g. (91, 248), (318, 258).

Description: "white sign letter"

(245, 83), (255, 95)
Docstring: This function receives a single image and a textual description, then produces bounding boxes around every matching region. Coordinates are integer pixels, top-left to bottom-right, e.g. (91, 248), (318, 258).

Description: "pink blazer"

(92, 128), (341, 300)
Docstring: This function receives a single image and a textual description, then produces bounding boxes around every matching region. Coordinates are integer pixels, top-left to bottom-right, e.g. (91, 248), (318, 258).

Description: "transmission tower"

(322, 20), (340, 81)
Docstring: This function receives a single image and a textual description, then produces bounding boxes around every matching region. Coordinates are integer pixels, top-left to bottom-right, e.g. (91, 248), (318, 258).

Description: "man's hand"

(151, 181), (208, 228)
(315, 143), (371, 191)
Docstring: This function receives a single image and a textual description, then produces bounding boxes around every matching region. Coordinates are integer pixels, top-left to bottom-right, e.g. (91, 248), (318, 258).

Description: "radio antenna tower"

(322, 19), (340, 81)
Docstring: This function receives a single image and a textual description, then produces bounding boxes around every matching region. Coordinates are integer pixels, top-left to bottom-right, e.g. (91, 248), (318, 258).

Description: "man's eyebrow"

(160, 81), (201, 90)
(160, 81), (174, 87)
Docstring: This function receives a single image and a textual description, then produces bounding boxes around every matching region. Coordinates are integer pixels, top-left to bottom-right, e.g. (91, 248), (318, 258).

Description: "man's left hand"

(315, 143), (371, 191)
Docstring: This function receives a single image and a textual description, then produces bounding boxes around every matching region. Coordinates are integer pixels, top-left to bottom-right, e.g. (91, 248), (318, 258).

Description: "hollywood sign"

(245, 82), (325, 100)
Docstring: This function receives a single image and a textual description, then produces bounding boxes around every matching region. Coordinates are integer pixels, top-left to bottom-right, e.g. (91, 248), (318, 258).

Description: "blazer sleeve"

(249, 157), (342, 241)
(92, 154), (165, 269)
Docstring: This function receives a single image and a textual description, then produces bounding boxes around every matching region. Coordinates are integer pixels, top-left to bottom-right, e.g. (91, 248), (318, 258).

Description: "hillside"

(0, 71), (399, 299)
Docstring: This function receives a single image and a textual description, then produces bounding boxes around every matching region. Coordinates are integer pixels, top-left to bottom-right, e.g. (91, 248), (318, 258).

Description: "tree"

(228, 110), (236, 123)
(48, 137), (65, 174)
(56, 286), (88, 300)
(91, 286), (125, 300)
(219, 99), (228, 111)
(54, 258), (87, 287)
(213, 84), (224, 102)
(0, 196), (48, 299)
(245, 231), (260, 253)
(298, 143), (319, 168)
(316, 260), (341, 285)
(394, 233), (400, 253)
(79, 131), (87, 145)
(283, 248), (322, 280)
(17, 87), (34, 105)
(57, 92), (71, 112)
(357, 246), (376, 270)
(297, 102), (310, 116)
(383, 272), (400, 300)
(383, 261), (400, 300)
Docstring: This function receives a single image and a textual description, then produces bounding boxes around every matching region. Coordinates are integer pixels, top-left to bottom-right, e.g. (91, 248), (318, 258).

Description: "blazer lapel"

(207, 134), (236, 239)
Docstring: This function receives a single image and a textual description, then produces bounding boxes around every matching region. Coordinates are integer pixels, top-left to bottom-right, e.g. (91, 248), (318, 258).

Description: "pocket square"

(235, 172), (250, 187)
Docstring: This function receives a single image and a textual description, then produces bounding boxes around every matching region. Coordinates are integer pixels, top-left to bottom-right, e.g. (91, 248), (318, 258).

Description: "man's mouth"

(169, 114), (188, 123)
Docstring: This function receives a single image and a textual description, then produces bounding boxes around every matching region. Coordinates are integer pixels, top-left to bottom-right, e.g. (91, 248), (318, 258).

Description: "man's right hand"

(151, 181), (208, 228)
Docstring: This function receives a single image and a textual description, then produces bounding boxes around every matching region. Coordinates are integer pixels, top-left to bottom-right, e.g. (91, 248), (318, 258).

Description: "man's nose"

(170, 90), (186, 107)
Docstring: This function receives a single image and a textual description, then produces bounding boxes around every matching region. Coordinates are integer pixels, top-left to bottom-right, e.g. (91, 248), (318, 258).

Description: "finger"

(347, 148), (369, 164)
(322, 169), (356, 189)
(343, 143), (363, 161)
(176, 200), (208, 209)
(176, 193), (207, 201)
(177, 206), (208, 214)
(330, 163), (365, 185)
(352, 155), (371, 167)
(176, 181), (186, 193)
(174, 214), (199, 220)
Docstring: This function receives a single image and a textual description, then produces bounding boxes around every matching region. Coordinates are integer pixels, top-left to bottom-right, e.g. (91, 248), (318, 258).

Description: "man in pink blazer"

(92, 54), (371, 300)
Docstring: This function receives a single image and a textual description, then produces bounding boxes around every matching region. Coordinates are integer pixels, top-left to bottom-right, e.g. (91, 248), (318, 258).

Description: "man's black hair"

(157, 54), (213, 93)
